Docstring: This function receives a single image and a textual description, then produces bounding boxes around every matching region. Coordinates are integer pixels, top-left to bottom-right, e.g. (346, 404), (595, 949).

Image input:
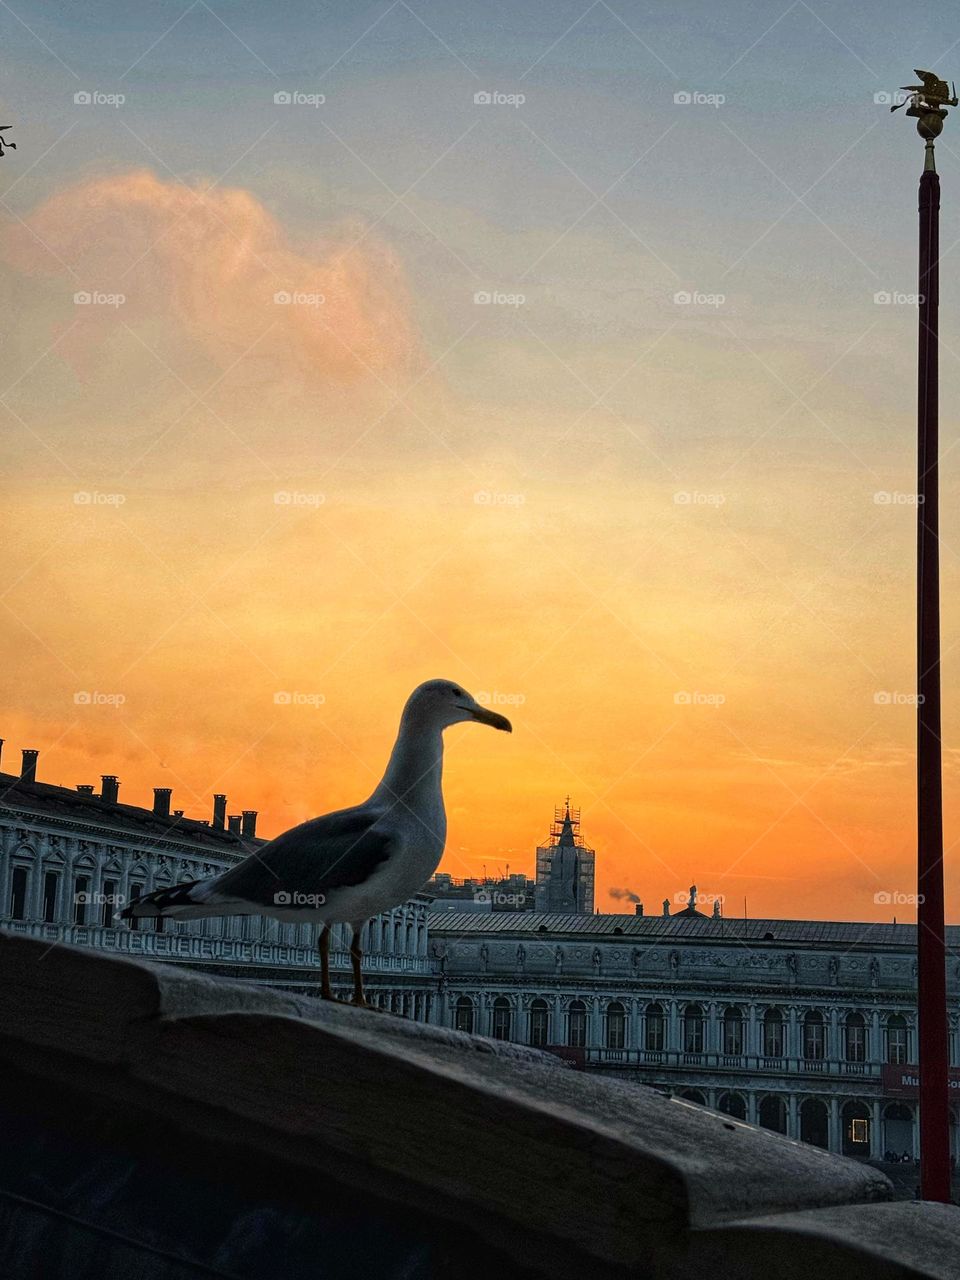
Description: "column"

(707, 1000), (718, 1055)
(668, 1000), (680, 1053)
(787, 1094), (799, 1140)
(747, 1003), (758, 1060)
(590, 996), (602, 1048)
(828, 1097), (841, 1154)
(870, 1100), (882, 1159)
(746, 1092), (758, 1125)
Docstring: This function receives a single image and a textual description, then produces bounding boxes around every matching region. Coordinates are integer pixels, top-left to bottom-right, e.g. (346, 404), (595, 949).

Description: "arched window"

(800, 1098), (829, 1149)
(723, 1006), (743, 1056)
(758, 1095), (787, 1134)
(381, 919), (390, 950)
(645, 1002), (665, 1052)
(763, 1008), (784, 1058)
(41, 869), (60, 923)
(492, 997), (512, 1041)
(683, 1004), (704, 1054)
(568, 999), (587, 1048)
(842, 1101), (871, 1156)
(678, 1088), (705, 1105)
(845, 1012), (867, 1063)
(883, 1102), (914, 1159)
(718, 1092), (746, 1120)
(803, 1010), (825, 1061)
(886, 1015), (909, 1064)
(8, 866), (29, 920)
(454, 996), (474, 1034)
(606, 1001), (626, 1049)
(530, 999), (549, 1048)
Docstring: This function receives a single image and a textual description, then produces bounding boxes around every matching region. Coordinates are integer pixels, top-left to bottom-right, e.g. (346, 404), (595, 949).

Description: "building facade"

(427, 910), (960, 1162)
(0, 748), (433, 1016)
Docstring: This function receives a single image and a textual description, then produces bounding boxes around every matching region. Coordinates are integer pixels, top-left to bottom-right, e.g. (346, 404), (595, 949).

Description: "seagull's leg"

(349, 921), (373, 1008)
(318, 924), (334, 1001)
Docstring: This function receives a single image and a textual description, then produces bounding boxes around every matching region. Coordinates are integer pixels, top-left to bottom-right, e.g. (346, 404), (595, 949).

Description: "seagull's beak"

(464, 704), (512, 732)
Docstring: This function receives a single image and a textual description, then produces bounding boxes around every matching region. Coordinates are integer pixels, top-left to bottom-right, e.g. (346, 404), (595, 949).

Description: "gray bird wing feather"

(206, 805), (396, 905)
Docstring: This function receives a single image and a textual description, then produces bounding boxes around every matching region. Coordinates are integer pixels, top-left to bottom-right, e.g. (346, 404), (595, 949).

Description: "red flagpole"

(916, 146), (951, 1204)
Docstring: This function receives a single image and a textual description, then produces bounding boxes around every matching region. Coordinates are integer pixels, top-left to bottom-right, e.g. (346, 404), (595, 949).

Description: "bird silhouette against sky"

(122, 679), (512, 1006)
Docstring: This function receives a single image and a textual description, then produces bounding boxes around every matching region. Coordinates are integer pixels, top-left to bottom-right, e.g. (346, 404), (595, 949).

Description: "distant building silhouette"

(535, 799), (595, 914)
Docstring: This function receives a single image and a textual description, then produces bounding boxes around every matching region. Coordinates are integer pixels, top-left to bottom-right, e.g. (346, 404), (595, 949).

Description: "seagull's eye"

(451, 687), (463, 697)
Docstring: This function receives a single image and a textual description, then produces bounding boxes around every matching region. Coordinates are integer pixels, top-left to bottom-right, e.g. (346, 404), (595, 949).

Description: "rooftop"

(427, 911), (940, 948)
(0, 770), (257, 855)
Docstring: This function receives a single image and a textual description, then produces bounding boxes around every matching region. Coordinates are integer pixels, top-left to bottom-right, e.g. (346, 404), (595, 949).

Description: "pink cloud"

(3, 169), (418, 385)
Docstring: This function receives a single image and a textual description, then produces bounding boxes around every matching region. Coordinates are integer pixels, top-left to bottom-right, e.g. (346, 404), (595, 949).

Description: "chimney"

(241, 810), (258, 839)
(153, 787), (172, 817)
(662, 898), (671, 918)
(77, 784), (95, 795)
(20, 749), (38, 784)
(227, 814), (242, 835)
(635, 903), (644, 917)
(101, 775), (119, 804)
(212, 794), (227, 830)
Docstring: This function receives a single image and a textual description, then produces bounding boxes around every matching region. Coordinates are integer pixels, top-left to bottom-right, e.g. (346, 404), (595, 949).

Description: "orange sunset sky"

(3, 2), (960, 923)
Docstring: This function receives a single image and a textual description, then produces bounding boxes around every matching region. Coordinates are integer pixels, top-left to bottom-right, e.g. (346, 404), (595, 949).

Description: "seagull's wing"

(205, 805), (395, 906)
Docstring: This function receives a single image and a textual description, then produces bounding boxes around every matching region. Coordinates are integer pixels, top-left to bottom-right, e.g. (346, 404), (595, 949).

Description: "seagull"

(121, 679), (512, 1006)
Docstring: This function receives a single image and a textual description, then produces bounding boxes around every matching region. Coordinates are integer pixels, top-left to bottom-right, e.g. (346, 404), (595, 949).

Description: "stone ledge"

(1, 930), (958, 1278)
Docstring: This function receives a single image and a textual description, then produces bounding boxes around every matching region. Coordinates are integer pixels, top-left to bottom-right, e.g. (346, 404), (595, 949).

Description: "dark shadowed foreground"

(0, 932), (958, 1279)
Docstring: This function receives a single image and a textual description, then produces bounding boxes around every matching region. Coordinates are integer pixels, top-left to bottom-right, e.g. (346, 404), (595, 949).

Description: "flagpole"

(894, 70), (956, 1204)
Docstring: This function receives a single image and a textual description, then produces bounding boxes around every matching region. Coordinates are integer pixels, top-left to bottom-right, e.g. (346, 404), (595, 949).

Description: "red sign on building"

(542, 1045), (586, 1070)
(881, 1064), (960, 1097)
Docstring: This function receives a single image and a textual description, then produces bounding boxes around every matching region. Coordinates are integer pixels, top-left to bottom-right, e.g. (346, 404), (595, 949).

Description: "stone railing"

(588, 1047), (888, 1079)
(1, 928), (959, 1279)
(0, 918), (431, 974)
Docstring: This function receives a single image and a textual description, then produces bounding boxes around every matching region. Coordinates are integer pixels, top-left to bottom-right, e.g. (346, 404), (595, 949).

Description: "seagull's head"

(405, 679), (513, 733)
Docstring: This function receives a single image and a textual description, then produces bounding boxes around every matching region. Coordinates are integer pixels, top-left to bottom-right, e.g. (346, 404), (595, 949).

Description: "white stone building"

(0, 746), (433, 1017)
(427, 907), (960, 1163)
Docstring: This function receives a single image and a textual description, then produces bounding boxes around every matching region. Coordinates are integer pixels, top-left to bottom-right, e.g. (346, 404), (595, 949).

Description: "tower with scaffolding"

(534, 799), (595, 914)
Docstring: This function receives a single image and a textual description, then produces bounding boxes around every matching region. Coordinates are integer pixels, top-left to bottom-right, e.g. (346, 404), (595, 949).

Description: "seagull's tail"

(120, 877), (254, 922)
